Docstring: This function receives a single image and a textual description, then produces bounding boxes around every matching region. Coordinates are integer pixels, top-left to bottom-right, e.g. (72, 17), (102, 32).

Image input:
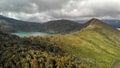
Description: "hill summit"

(0, 18), (120, 68)
(0, 15), (85, 33)
(30, 18), (120, 67)
(42, 19), (85, 33)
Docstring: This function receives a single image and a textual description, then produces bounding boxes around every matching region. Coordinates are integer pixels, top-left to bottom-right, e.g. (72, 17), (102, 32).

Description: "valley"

(0, 18), (120, 68)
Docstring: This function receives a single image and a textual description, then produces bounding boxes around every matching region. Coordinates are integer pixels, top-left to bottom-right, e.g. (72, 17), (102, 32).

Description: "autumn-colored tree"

(30, 59), (39, 68)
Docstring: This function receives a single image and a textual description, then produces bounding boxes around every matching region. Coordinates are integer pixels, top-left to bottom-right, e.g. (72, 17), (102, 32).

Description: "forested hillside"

(0, 19), (120, 68)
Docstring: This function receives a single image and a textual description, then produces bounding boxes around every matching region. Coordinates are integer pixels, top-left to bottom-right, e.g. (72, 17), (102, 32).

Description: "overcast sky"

(0, 0), (120, 22)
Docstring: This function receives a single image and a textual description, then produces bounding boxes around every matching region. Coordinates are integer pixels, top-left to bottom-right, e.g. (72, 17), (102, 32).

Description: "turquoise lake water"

(11, 32), (50, 37)
(117, 28), (120, 30)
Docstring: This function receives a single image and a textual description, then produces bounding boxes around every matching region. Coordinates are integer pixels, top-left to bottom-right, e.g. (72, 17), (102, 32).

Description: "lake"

(11, 32), (51, 37)
(117, 28), (120, 30)
(11, 28), (120, 37)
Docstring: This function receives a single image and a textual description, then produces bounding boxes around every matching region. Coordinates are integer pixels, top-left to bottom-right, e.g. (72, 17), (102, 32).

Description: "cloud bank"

(0, 0), (120, 22)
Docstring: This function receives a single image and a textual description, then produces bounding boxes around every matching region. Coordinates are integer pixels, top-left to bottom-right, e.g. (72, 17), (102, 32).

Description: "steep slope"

(0, 15), (42, 32)
(0, 31), (76, 68)
(1, 18), (120, 68)
(29, 18), (120, 67)
(69, 18), (120, 60)
(0, 15), (36, 24)
(0, 31), (20, 43)
(43, 19), (85, 33)
(71, 18), (120, 63)
(0, 15), (85, 33)
(77, 19), (120, 28)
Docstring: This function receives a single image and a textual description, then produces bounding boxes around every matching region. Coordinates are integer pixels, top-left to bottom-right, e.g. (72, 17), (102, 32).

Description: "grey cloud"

(29, 0), (69, 11)
(0, 0), (69, 13)
(0, 0), (120, 22)
(47, 0), (120, 20)
(0, 0), (34, 13)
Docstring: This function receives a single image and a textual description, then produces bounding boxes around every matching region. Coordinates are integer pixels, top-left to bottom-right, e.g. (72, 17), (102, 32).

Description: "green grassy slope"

(1, 18), (120, 68)
(29, 18), (120, 67)
(70, 19), (120, 62)
(0, 31), (76, 68)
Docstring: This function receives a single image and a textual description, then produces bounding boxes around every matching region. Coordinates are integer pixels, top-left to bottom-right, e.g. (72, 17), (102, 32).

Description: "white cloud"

(0, 0), (120, 22)
(0, 12), (53, 22)
(53, 0), (120, 17)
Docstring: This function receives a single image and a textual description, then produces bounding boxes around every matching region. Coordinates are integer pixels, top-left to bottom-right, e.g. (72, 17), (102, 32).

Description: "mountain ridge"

(0, 15), (85, 33)
(34, 18), (120, 67)
(0, 18), (120, 68)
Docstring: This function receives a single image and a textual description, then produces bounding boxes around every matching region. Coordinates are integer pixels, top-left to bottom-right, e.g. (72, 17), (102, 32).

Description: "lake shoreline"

(11, 32), (53, 37)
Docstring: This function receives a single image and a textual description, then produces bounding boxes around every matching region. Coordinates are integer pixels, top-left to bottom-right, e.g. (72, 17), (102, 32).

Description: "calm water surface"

(11, 32), (50, 37)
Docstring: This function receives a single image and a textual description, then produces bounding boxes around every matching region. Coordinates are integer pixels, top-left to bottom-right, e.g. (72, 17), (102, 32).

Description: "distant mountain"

(102, 19), (120, 28)
(0, 15), (37, 24)
(0, 15), (43, 32)
(0, 15), (85, 33)
(0, 30), (20, 44)
(42, 19), (86, 33)
(1, 15), (120, 34)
